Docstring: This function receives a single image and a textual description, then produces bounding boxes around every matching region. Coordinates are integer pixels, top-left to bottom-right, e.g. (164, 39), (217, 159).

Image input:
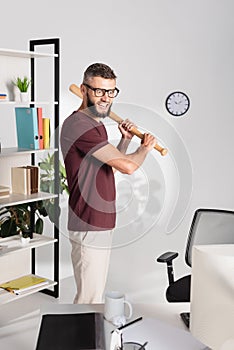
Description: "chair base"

(180, 312), (190, 328)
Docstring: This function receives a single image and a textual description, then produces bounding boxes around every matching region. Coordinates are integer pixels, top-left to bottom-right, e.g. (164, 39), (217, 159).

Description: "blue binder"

(15, 107), (39, 150)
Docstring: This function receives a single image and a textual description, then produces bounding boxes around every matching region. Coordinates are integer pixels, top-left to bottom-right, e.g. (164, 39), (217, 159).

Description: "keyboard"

(180, 312), (190, 328)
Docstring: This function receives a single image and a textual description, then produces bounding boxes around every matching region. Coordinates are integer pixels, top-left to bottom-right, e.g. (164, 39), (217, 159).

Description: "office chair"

(156, 208), (234, 327)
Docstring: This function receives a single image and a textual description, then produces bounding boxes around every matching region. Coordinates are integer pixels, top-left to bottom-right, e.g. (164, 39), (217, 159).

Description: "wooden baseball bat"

(69, 83), (168, 156)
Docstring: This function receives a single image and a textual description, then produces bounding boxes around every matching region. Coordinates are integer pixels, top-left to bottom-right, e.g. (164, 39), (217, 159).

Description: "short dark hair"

(83, 63), (117, 83)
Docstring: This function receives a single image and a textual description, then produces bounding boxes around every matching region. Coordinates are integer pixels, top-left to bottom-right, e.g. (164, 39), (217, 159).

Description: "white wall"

(1, 0), (234, 303)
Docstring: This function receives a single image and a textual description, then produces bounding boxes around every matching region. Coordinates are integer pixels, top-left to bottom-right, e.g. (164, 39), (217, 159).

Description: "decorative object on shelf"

(12, 76), (31, 102)
(11, 165), (39, 195)
(40, 153), (68, 195)
(0, 155), (67, 238)
(42, 117), (50, 148)
(0, 201), (46, 238)
(39, 152), (68, 223)
(15, 107), (39, 150)
(0, 93), (7, 101)
(165, 91), (190, 117)
(37, 107), (44, 149)
(20, 229), (31, 244)
(0, 274), (49, 295)
(0, 185), (10, 198)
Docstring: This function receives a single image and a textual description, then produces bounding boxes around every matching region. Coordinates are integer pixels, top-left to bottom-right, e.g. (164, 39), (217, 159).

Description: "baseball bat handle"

(69, 84), (168, 156)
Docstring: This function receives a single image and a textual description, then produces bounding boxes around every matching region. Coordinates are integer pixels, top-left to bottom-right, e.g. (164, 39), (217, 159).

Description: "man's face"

(83, 76), (116, 118)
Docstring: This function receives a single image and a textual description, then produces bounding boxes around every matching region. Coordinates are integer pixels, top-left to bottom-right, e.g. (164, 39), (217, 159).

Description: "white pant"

(69, 230), (113, 304)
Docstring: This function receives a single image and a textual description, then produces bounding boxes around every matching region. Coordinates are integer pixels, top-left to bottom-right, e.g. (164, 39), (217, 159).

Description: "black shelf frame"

(29, 38), (60, 298)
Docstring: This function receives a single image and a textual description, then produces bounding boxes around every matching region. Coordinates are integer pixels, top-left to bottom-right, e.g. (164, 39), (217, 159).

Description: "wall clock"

(165, 91), (190, 117)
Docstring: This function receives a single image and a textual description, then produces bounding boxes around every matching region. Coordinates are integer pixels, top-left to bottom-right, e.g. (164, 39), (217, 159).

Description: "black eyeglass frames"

(83, 83), (120, 98)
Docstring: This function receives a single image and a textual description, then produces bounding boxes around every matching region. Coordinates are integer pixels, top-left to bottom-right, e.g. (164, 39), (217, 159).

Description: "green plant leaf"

(0, 219), (17, 237)
(12, 76), (31, 92)
(35, 218), (43, 234)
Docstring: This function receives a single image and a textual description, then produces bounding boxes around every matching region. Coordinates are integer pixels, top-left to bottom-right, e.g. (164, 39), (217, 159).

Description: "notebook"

(35, 312), (105, 350)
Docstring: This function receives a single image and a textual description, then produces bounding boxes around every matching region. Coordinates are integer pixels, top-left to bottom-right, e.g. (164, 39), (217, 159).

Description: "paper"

(122, 318), (205, 350)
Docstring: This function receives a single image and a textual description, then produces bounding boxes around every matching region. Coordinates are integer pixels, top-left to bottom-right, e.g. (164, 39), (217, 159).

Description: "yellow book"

(0, 274), (48, 294)
(43, 117), (50, 149)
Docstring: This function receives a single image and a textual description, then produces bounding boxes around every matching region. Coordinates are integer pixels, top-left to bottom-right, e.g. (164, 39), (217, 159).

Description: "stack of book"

(0, 274), (49, 295)
(11, 166), (39, 195)
(0, 93), (7, 101)
(0, 185), (10, 198)
(15, 107), (50, 150)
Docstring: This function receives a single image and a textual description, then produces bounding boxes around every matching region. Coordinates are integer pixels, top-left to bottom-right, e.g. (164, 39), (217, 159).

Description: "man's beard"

(86, 94), (112, 119)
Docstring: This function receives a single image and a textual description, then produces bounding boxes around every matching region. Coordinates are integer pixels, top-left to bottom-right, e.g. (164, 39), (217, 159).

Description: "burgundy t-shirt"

(60, 111), (116, 231)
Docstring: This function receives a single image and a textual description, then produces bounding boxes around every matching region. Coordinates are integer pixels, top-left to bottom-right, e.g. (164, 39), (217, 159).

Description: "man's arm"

(92, 133), (157, 175)
(116, 119), (134, 155)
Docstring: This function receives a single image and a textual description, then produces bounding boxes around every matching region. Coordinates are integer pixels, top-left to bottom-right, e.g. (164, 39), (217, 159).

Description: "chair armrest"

(156, 251), (179, 285)
(157, 251), (179, 263)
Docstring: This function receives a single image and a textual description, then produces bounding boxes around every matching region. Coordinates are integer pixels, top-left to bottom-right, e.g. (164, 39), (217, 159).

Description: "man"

(60, 63), (157, 303)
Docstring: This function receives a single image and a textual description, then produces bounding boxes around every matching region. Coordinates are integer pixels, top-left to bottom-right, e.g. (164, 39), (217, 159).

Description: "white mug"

(104, 291), (133, 326)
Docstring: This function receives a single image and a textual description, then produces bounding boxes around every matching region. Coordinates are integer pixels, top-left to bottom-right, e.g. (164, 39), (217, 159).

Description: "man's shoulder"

(63, 110), (85, 124)
(62, 110), (99, 128)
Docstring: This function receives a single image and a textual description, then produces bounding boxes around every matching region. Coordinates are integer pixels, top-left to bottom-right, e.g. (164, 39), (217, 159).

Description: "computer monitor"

(190, 244), (234, 350)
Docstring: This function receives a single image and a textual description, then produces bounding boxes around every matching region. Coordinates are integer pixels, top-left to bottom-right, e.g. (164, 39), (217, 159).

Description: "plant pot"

(20, 92), (29, 102)
(21, 228), (32, 239)
(13, 86), (20, 102)
(20, 236), (30, 245)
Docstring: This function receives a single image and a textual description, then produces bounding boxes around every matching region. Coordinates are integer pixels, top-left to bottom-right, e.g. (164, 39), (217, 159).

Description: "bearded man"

(60, 63), (156, 303)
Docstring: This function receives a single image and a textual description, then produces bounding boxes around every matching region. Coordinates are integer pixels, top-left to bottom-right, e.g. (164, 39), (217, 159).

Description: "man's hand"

(141, 133), (157, 151)
(118, 119), (136, 140)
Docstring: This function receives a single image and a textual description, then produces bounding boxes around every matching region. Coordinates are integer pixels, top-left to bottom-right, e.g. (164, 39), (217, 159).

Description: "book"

(11, 167), (28, 195)
(25, 165), (39, 193)
(11, 166), (39, 195)
(36, 312), (105, 350)
(0, 185), (10, 198)
(37, 107), (44, 149)
(0, 274), (49, 295)
(43, 117), (50, 148)
(0, 93), (7, 101)
(15, 107), (39, 150)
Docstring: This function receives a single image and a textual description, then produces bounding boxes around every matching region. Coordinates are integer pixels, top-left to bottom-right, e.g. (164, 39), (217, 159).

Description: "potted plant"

(12, 76), (31, 102)
(39, 153), (69, 223)
(0, 201), (47, 239)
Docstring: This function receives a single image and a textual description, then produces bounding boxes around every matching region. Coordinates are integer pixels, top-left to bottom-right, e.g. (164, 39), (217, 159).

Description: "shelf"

(0, 38), (60, 301)
(0, 101), (58, 105)
(0, 277), (57, 305)
(0, 48), (58, 59)
(0, 147), (58, 157)
(0, 192), (57, 208)
(0, 233), (57, 256)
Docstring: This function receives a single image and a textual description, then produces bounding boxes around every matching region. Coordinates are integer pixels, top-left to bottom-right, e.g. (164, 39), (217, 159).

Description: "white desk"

(35, 303), (206, 350)
(0, 301), (206, 349)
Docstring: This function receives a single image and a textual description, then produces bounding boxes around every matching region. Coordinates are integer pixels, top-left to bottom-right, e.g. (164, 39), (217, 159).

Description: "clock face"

(165, 91), (190, 116)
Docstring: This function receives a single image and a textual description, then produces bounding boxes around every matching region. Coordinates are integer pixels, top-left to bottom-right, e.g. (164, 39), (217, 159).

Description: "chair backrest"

(185, 208), (234, 267)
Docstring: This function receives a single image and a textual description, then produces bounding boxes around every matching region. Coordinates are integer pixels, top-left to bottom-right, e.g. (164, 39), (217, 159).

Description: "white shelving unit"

(0, 234), (57, 304)
(0, 38), (60, 303)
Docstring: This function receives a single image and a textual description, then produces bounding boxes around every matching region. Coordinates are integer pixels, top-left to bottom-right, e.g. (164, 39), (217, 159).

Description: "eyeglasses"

(83, 83), (120, 98)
